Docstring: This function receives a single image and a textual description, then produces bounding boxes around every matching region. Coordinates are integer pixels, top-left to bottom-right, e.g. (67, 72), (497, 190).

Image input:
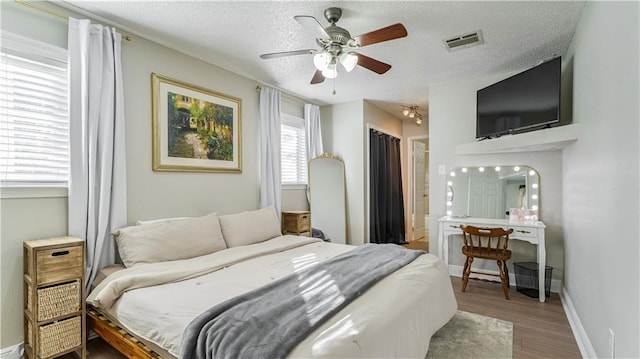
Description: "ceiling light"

(339, 52), (358, 72)
(313, 52), (331, 71)
(401, 105), (424, 125)
(322, 61), (337, 79)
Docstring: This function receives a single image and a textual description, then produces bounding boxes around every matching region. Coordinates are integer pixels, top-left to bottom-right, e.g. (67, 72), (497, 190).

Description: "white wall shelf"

(456, 123), (581, 155)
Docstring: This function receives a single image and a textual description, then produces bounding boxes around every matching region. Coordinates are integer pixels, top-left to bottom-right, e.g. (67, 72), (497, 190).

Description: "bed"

(86, 208), (457, 358)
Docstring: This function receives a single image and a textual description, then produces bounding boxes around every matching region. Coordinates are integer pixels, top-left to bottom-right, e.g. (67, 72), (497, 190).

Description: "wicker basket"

(35, 280), (80, 321)
(38, 316), (81, 358)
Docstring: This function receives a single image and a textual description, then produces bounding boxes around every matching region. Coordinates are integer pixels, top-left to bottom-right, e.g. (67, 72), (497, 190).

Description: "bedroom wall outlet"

(438, 164), (445, 175)
(608, 328), (615, 359)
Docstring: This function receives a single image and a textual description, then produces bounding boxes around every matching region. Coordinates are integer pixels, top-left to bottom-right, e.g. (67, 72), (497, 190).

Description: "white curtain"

(259, 86), (282, 216)
(68, 18), (127, 290)
(304, 103), (324, 160)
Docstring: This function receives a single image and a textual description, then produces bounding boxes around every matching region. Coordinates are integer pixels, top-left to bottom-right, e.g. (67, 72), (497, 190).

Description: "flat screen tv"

(476, 56), (561, 139)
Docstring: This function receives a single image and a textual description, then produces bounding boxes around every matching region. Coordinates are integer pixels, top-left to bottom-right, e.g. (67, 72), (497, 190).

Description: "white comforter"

(88, 236), (457, 358)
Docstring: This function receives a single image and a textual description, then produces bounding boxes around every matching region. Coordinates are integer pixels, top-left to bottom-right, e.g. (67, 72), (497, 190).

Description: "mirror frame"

(308, 153), (348, 243)
(445, 165), (540, 220)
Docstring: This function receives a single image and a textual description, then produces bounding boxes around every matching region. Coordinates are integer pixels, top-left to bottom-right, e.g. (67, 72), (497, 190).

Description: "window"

(0, 32), (69, 188)
(280, 114), (307, 186)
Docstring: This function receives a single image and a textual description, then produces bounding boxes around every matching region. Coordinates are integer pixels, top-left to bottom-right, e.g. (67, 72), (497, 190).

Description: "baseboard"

(0, 343), (23, 359)
(560, 288), (597, 359)
(448, 264), (562, 293)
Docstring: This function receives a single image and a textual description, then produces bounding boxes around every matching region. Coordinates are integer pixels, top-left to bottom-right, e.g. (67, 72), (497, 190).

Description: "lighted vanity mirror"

(446, 166), (539, 220)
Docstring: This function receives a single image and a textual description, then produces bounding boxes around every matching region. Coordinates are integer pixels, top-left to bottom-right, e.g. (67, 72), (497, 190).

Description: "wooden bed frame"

(87, 307), (163, 359)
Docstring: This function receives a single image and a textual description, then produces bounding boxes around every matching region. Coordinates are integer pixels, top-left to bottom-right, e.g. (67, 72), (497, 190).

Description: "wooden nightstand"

(24, 237), (86, 359)
(282, 210), (311, 237)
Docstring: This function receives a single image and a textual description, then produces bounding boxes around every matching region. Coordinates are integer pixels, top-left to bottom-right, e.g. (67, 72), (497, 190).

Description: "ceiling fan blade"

(354, 53), (392, 74)
(352, 23), (408, 47)
(260, 49), (316, 59)
(310, 70), (325, 84)
(294, 15), (330, 40)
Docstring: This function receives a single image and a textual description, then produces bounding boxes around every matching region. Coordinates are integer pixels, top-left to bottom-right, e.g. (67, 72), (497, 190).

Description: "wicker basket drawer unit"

(37, 316), (82, 358)
(282, 210), (311, 236)
(24, 237), (86, 359)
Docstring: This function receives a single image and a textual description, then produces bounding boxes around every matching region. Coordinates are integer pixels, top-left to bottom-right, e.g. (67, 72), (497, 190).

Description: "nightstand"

(282, 210), (311, 237)
(24, 237), (86, 359)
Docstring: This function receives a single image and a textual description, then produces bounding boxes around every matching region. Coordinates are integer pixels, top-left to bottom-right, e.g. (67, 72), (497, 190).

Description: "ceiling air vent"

(444, 30), (484, 51)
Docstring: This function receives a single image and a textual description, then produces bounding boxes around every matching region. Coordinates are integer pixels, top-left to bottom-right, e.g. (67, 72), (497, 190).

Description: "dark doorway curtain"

(370, 129), (406, 244)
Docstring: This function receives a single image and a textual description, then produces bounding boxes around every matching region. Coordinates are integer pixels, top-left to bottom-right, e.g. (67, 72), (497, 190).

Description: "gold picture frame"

(151, 73), (242, 172)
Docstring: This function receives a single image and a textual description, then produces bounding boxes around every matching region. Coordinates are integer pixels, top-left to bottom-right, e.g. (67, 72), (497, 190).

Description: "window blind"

(0, 33), (69, 186)
(281, 115), (307, 185)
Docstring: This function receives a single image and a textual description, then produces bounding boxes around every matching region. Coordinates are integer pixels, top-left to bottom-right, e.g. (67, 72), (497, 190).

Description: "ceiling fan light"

(340, 52), (358, 72)
(409, 111), (416, 118)
(322, 63), (337, 79)
(402, 108), (410, 116)
(416, 118), (422, 125)
(313, 52), (331, 71)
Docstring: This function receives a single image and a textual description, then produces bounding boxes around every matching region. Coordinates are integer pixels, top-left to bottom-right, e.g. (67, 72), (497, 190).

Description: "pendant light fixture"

(401, 105), (423, 125)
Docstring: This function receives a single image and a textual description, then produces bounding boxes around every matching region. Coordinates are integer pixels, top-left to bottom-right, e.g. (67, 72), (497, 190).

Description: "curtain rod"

(12, 0), (132, 42)
(371, 128), (401, 140)
(255, 85), (310, 105)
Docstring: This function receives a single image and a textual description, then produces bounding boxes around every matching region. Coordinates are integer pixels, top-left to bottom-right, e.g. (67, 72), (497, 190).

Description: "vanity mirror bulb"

(532, 183), (539, 189)
(495, 166), (501, 172)
(449, 171), (456, 177)
(461, 168), (468, 173)
(529, 170), (536, 176)
(514, 166), (520, 171)
(478, 167), (485, 172)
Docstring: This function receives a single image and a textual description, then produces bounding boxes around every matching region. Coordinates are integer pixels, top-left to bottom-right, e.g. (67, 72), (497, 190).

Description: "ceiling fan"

(259, 7), (408, 84)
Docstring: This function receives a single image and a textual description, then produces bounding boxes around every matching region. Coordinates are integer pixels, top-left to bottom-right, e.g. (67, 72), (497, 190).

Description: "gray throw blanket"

(179, 243), (423, 359)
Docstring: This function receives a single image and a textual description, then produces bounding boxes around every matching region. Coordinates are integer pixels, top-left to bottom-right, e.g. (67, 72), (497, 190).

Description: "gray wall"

(1, 1), (276, 347)
(562, 2), (639, 357)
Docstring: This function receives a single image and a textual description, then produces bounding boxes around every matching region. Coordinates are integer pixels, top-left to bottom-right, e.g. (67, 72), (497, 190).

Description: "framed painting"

(151, 73), (242, 172)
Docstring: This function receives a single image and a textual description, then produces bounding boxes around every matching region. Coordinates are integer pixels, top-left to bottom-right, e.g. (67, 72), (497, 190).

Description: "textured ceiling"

(59, 1), (585, 118)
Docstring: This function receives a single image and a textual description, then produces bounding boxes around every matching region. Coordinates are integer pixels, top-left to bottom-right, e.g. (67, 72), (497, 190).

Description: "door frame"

(407, 135), (429, 242)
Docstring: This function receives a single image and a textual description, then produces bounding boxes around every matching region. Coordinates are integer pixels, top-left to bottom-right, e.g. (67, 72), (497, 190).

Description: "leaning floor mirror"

(308, 153), (347, 244)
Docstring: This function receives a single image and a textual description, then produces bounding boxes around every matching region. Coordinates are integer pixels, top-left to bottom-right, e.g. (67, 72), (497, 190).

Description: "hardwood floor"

(451, 276), (581, 358)
(72, 274), (581, 359)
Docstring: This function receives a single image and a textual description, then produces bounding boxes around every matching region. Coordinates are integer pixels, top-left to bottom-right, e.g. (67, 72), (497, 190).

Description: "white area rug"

(426, 310), (513, 359)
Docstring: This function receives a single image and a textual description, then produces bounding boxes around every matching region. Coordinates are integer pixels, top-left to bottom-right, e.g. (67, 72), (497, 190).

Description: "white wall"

(562, 2), (639, 357)
(429, 72), (565, 279)
(320, 101), (365, 245)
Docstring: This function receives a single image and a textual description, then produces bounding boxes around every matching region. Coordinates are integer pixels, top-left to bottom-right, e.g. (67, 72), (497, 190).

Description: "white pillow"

(219, 206), (282, 248)
(136, 217), (189, 225)
(114, 212), (226, 267)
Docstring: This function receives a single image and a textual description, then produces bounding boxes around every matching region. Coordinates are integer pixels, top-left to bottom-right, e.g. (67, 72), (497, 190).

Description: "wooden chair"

(460, 225), (514, 299)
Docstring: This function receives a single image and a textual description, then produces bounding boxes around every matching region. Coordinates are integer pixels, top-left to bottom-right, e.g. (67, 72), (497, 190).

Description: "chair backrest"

(460, 225), (514, 255)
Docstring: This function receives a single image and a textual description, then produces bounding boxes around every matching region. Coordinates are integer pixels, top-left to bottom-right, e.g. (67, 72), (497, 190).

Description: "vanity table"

(438, 216), (547, 302)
